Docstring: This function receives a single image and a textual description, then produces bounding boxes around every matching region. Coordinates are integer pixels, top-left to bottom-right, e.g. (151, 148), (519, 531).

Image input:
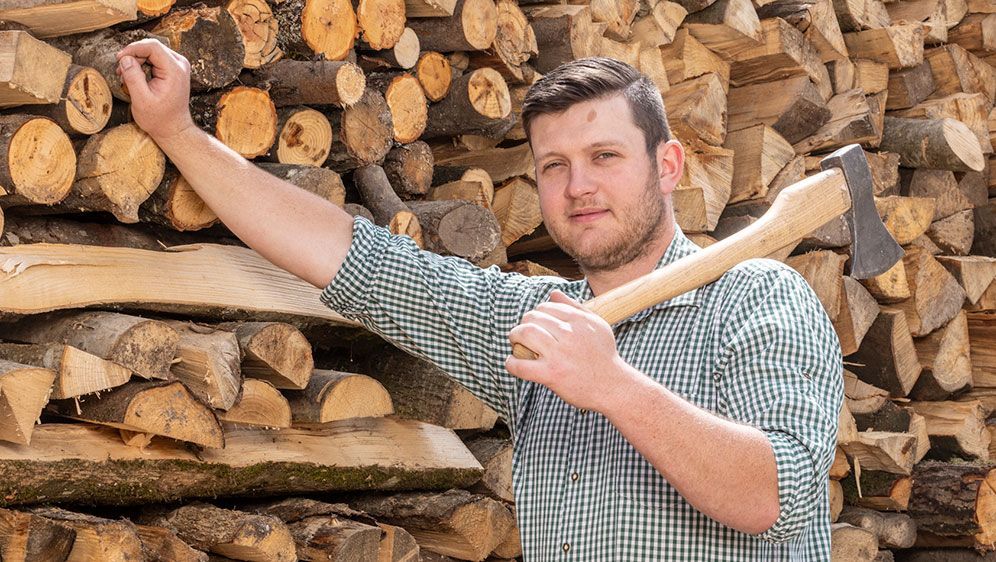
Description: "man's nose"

(565, 163), (598, 199)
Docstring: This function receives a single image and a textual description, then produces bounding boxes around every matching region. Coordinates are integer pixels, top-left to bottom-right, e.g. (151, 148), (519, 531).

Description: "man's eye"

(596, 152), (616, 159)
(543, 162), (563, 171)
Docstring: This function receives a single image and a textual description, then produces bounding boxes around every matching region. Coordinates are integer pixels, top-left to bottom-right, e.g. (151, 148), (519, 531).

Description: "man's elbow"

(740, 500), (781, 536)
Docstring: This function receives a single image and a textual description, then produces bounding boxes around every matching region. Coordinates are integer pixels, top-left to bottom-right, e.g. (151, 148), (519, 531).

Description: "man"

(115, 42), (842, 560)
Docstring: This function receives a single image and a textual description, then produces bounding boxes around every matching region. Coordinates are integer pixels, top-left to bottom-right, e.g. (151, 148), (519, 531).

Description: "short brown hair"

(521, 57), (672, 155)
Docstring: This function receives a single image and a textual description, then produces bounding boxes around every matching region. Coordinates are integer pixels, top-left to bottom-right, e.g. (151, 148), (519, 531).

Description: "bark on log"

(32, 507), (143, 562)
(422, 68), (514, 139)
(215, 322), (313, 390)
(52, 29), (165, 103)
(909, 461), (996, 549)
(366, 72), (429, 144)
(406, 0), (498, 51)
(0, 419), (482, 506)
(409, 199), (501, 262)
(383, 141), (434, 198)
(152, 5), (245, 91)
(0, 507), (75, 562)
(880, 116), (986, 172)
(359, 27), (420, 72)
(141, 168), (219, 232)
(325, 89), (394, 172)
(272, 0), (358, 61)
(354, 164), (425, 246)
(849, 308), (922, 397)
(245, 60), (366, 108)
(256, 163), (347, 207)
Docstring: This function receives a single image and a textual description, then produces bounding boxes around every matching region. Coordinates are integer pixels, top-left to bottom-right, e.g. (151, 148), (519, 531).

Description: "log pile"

(0, 0), (994, 559)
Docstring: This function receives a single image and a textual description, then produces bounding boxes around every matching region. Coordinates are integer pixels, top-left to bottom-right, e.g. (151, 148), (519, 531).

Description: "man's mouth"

(570, 208), (609, 223)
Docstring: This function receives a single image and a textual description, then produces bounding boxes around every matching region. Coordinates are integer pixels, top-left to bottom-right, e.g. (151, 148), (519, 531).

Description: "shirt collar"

(575, 224), (703, 324)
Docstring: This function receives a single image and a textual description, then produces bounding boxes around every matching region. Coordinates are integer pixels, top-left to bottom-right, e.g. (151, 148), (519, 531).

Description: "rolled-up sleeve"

(320, 216), (551, 424)
(714, 262), (844, 543)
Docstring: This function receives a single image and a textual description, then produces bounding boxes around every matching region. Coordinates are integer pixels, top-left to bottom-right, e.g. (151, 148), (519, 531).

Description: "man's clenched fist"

(115, 39), (196, 142)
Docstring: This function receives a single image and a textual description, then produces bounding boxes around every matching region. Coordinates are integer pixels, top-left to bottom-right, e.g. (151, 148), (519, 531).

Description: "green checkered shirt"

(321, 217), (843, 561)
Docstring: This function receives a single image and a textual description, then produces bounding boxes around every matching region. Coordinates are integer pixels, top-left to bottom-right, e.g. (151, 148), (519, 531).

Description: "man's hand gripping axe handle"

(512, 144), (905, 360)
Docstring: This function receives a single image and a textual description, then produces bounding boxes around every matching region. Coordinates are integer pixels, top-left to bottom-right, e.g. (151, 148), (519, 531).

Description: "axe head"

(820, 145), (904, 280)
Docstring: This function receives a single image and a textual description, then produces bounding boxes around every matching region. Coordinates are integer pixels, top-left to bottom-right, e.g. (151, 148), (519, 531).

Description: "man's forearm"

(601, 365), (781, 535)
(153, 126), (354, 289)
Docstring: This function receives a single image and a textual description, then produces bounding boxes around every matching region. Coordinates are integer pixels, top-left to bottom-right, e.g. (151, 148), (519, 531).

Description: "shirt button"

(563, 543), (570, 552)
(579, 409), (588, 415)
(571, 472), (579, 482)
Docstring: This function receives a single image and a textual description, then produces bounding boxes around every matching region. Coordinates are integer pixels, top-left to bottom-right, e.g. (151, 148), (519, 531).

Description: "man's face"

(529, 94), (674, 273)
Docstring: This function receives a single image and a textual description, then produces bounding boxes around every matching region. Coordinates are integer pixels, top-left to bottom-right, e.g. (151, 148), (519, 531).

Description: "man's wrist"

(596, 359), (658, 419)
(151, 118), (200, 152)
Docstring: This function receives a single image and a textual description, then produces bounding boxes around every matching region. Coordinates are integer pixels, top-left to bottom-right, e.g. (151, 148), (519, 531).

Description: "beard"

(547, 164), (670, 273)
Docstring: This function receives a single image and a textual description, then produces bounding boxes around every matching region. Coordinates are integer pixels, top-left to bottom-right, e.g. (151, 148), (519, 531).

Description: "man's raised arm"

(115, 39), (354, 289)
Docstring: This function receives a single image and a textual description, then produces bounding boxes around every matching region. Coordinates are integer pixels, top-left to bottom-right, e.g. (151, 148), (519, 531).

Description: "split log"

(831, 523), (879, 562)
(909, 461), (996, 549)
(974, 198), (996, 257)
(0, 360), (54, 445)
(0, 31), (71, 108)
(527, 5), (602, 75)
(588, 0), (639, 40)
(830, 480), (844, 523)
(911, 311), (973, 400)
(875, 195), (937, 244)
(841, 470), (913, 511)
(491, 504), (521, 559)
(164, 321), (242, 411)
(48, 380), (225, 449)
(252, 498), (386, 562)
(0, 244), (354, 327)
(350, 345), (499, 430)
(786, 251), (847, 321)
(892, 246), (967, 337)
(216, 322), (313, 390)
(834, 276), (880, 355)
(937, 255), (996, 304)
(2, 311), (178, 381)
(792, 88), (881, 156)
(886, 61), (937, 110)
(359, 27), (420, 71)
(838, 507), (916, 549)
(141, 168), (219, 232)
(136, 524), (209, 562)
(32, 507), (143, 562)
(947, 13), (996, 56)
(140, 503), (296, 562)
(260, 107), (333, 167)
(325, 89), (394, 172)
(431, 141), (534, 184)
(860, 257), (910, 303)
(377, 523), (420, 562)
(256, 163), (347, 207)
(849, 308), (922, 397)
(423, 68), (514, 139)
(414, 51), (452, 102)
(756, 0), (849, 62)
(467, 0), (537, 84)
(926, 208), (975, 255)
(0, 0), (135, 38)
(675, 141), (735, 233)
(726, 75), (831, 143)
(0, 507), (75, 562)
(907, 400), (990, 460)
(854, 60), (889, 94)
(884, 0), (951, 44)
(409, 199), (501, 262)
(0, 115), (75, 207)
(969, 312), (996, 387)
(22, 65), (112, 136)
(901, 168), (975, 221)
(245, 60), (366, 108)
(271, 0), (358, 61)
(0, 342), (130, 399)
(350, 490), (515, 562)
(683, 0), (763, 59)
(465, 435), (513, 502)
(843, 24), (925, 69)
(52, 122), (165, 223)
(827, 57), (855, 93)
(924, 43), (996, 105)
(491, 176), (541, 247)
(366, 73), (429, 144)
(383, 142), (434, 198)
(286, 370), (394, 423)
(0, 419), (482, 506)
(354, 164), (425, 246)
(356, 0), (407, 51)
(833, 0), (891, 33)
(429, 168), (495, 208)
(659, 28), (731, 88)
(218, 379), (292, 429)
(406, 0), (498, 51)
(866, 150), (902, 196)
(844, 370), (890, 419)
(662, 72), (728, 146)
(729, 17), (833, 100)
(152, 5), (245, 91)
(190, 87), (278, 159)
(840, 430), (916, 474)
(721, 124), (795, 204)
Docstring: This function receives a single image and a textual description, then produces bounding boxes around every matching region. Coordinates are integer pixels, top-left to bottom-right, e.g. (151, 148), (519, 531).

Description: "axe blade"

(820, 145), (904, 280)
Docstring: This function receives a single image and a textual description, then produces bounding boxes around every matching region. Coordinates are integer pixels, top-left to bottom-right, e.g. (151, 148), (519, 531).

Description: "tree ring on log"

(216, 87), (279, 159)
(65, 66), (113, 136)
(302, 0), (359, 61)
(276, 108), (333, 166)
(7, 118), (75, 205)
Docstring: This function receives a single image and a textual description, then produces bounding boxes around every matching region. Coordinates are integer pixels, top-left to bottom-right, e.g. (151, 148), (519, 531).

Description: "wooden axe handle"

(511, 167), (852, 360)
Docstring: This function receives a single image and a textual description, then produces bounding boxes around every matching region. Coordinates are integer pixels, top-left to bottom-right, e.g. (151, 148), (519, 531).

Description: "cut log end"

(416, 51), (452, 102)
(64, 66), (113, 135)
(468, 67), (512, 120)
(275, 108), (333, 166)
(300, 0), (359, 61)
(336, 62), (367, 107)
(4, 116), (76, 205)
(385, 74), (429, 144)
(461, 0), (499, 50)
(358, 0), (408, 50)
(391, 211), (426, 247)
(216, 87), (279, 159)
(227, 0), (283, 69)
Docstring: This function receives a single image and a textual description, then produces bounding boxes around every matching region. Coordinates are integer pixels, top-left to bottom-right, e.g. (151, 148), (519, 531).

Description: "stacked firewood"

(0, 0), (993, 559)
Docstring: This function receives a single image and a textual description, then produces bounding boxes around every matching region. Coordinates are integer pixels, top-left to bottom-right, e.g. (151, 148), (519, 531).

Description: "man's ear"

(656, 139), (685, 196)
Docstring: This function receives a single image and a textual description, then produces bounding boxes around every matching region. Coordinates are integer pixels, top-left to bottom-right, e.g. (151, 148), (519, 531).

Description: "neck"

(583, 221), (676, 297)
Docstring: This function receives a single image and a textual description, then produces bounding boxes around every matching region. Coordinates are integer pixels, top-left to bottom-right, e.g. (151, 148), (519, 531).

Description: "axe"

(513, 143), (904, 359)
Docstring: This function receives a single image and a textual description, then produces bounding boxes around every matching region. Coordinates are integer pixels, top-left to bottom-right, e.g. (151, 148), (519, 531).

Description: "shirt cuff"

(757, 430), (819, 543)
(319, 216), (392, 317)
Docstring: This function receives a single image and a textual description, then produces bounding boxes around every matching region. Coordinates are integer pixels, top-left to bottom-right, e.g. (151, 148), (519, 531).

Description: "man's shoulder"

(702, 257), (819, 313)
